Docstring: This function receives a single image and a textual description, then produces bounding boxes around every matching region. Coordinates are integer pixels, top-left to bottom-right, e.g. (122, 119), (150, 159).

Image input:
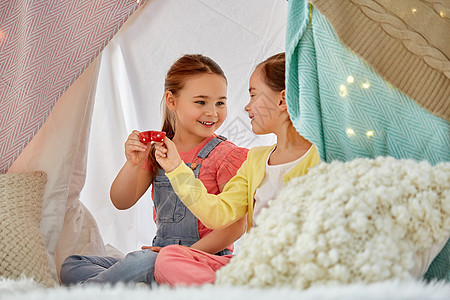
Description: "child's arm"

(189, 216), (246, 254)
(188, 161), (248, 254)
(110, 130), (153, 210)
(155, 137), (250, 229)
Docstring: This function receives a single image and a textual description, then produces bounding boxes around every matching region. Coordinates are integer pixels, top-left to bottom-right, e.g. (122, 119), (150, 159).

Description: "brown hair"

(149, 54), (227, 171)
(256, 52), (297, 139)
(256, 52), (285, 92)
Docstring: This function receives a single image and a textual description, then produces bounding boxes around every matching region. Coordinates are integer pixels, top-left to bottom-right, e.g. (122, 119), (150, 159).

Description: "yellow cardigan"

(166, 144), (321, 231)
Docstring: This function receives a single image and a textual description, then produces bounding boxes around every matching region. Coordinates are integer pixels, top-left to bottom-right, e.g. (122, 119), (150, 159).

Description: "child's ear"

(278, 90), (287, 111)
(165, 91), (176, 111)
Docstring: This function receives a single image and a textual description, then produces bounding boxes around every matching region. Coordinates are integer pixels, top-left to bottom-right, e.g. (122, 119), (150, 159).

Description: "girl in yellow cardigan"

(153, 53), (321, 286)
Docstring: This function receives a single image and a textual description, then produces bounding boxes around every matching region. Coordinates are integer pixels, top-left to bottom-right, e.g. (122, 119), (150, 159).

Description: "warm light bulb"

(412, 8), (417, 13)
(366, 130), (374, 137)
(362, 82), (370, 89)
(346, 128), (355, 137)
(339, 84), (348, 97)
(347, 76), (354, 84)
(440, 11), (445, 18)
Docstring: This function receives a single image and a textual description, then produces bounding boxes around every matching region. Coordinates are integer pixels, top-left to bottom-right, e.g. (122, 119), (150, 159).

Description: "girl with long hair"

(60, 54), (248, 286)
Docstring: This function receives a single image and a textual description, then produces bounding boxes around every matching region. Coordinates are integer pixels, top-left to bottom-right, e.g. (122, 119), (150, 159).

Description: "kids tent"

(0, 0), (448, 288)
(0, 0), (286, 282)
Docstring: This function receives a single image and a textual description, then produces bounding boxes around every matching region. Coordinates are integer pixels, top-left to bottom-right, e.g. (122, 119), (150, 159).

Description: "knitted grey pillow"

(0, 172), (56, 286)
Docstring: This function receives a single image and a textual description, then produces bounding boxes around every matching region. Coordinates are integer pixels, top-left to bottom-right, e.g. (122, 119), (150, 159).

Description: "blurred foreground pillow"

(217, 157), (450, 288)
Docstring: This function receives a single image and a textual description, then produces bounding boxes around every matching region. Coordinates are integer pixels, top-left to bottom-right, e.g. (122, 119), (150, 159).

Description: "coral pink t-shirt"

(143, 134), (248, 251)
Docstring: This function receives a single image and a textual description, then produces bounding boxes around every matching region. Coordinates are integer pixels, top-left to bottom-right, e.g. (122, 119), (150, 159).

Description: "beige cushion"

(0, 172), (56, 287)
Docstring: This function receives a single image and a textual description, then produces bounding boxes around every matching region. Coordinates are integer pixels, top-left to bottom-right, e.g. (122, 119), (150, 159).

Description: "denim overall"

(152, 135), (230, 256)
(60, 136), (230, 286)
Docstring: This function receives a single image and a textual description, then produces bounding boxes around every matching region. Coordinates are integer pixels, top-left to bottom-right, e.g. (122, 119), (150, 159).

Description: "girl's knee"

(60, 255), (82, 276)
(156, 245), (188, 266)
(121, 249), (159, 267)
(63, 254), (82, 263)
(158, 245), (183, 258)
(60, 255), (82, 285)
(154, 245), (184, 285)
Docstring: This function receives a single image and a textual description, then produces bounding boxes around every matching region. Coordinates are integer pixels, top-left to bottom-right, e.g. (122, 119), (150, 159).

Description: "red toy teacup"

(139, 130), (166, 143)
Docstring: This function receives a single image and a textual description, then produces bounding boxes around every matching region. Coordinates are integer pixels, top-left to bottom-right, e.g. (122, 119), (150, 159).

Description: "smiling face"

(167, 73), (227, 143)
(245, 67), (283, 135)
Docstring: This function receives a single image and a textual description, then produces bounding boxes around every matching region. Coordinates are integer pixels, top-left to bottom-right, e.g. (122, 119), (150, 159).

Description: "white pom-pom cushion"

(0, 172), (56, 287)
(216, 157), (450, 288)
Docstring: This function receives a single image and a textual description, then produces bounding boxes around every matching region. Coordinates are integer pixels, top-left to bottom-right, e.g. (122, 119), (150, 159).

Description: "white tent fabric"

(80, 0), (287, 254)
(9, 0), (288, 279)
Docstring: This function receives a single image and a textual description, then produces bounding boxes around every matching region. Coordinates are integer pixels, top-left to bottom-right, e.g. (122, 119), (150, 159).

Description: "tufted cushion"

(0, 172), (56, 287)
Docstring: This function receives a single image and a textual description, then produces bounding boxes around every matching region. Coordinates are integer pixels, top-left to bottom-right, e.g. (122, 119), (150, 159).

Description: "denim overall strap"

(152, 136), (230, 256)
(189, 135), (227, 170)
(197, 135), (227, 159)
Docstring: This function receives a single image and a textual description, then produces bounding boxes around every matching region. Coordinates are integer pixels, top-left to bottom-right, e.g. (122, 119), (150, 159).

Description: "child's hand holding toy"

(154, 137), (182, 173)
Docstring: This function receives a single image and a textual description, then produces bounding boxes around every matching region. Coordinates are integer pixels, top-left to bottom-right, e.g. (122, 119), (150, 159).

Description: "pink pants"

(154, 245), (233, 286)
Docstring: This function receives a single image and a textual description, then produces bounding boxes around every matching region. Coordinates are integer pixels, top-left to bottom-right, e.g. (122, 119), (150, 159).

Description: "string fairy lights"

(347, 75), (354, 84)
(339, 75), (375, 140)
(366, 130), (374, 138)
(362, 81), (370, 89)
(339, 84), (348, 97)
(346, 128), (356, 137)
